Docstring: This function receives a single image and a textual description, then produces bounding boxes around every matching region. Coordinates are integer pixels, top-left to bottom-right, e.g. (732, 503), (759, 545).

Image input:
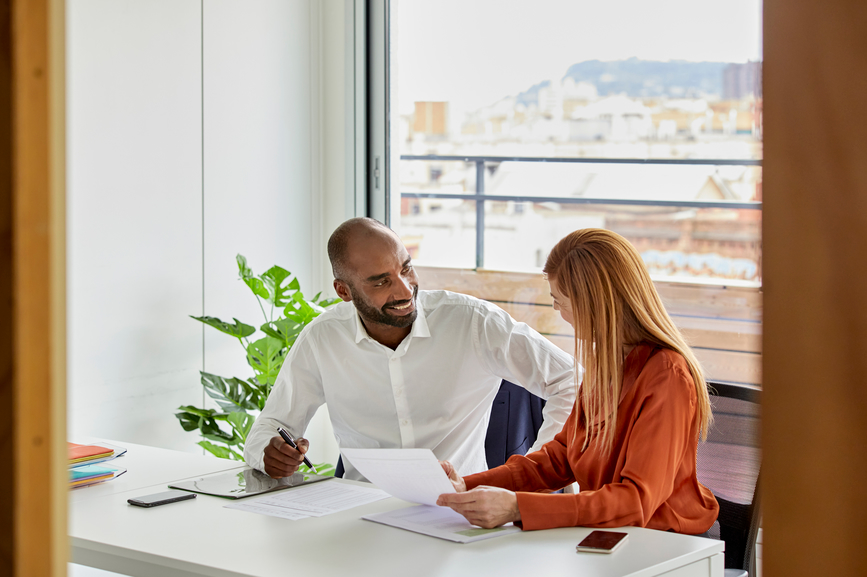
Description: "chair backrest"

(697, 381), (762, 575)
(335, 380), (545, 478)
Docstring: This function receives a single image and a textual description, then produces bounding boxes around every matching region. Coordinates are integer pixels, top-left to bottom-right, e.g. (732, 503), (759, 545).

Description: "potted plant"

(175, 255), (340, 474)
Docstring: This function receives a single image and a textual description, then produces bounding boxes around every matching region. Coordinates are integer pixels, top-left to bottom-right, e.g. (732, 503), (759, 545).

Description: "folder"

(69, 464), (126, 489)
(68, 442), (127, 468)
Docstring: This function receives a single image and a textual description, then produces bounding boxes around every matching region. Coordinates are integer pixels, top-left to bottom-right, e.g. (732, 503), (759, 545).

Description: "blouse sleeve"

(464, 405), (578, 493)
(516, 364), (698, 531)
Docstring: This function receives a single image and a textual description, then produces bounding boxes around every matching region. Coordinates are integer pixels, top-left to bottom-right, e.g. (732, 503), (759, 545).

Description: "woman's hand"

(436, 486), (521, 529)
(439, 460), (466, 493)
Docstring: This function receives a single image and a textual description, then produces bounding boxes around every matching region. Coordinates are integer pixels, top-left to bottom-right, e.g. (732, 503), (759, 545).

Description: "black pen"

(277, 427), (318, 474)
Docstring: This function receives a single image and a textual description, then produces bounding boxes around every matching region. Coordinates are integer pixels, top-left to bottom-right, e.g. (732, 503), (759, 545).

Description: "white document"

(363, 505), (521, 543)
(340, 448), (456, 506)
(225, 479), (389, 520)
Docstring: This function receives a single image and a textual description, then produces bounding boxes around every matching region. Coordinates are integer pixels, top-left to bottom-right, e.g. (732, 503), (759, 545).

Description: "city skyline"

(396, 0), (763, 114)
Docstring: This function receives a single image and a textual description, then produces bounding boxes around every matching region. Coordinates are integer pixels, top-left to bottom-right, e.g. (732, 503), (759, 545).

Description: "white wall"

(67, 0), (204, 451)
(201, 1), (315, 412)
(67, 0), (353, 464)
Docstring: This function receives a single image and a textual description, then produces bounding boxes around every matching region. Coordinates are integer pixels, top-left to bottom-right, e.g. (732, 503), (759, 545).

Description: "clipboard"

(169, 467), (330, 499)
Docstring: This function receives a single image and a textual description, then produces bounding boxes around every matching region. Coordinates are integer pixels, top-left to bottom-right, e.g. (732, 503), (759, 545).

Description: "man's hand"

(439, 460), (467, 493)
(436, 486), (521, 529)
(263, 434), (310, 479)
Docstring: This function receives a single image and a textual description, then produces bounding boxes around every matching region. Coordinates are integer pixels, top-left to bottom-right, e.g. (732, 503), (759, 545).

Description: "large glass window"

(387, 0), (763, 286)
(380, 0), (764, 386)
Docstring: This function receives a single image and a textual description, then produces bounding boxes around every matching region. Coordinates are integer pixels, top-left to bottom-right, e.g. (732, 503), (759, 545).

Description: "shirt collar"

(353, 297), (431, 344)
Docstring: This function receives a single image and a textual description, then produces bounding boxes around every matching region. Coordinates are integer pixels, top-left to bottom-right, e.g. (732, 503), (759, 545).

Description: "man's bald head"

(327, 217), (398, 281)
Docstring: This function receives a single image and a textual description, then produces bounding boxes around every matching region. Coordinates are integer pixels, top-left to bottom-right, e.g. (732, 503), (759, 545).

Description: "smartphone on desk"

(575, 530), (628, 554)
(128, 490), (196, 508)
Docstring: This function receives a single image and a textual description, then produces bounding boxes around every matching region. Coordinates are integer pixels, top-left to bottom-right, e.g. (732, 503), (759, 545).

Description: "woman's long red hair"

(544, 228), (712, 453)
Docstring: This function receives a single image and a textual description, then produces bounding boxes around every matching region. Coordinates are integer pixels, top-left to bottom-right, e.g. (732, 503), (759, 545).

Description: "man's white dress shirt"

(244, 290), (577, 481)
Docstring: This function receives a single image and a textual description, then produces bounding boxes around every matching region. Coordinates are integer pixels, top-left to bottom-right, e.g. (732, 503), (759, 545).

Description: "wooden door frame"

(763, 0), (867, 575)
(0, 0), (67, 575)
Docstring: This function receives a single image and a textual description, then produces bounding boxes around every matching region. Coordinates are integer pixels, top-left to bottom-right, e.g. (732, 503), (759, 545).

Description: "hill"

(515, 58), (729, 106)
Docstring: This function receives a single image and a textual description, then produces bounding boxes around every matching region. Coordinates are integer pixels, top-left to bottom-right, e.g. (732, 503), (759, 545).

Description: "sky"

(395, 0), (763, 114)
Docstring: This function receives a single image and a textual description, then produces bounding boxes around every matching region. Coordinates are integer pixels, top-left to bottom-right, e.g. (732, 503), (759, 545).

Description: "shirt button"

(402, 419), (409, 426)
(390, 358), (397, 363)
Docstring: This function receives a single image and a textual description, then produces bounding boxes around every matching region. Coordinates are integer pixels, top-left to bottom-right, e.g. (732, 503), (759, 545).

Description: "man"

(244, 218), (577, 480)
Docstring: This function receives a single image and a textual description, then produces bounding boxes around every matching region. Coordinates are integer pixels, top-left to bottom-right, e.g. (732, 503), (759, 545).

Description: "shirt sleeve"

(243, 328), (326, 473)
(514, 365), (699, 531)
(472, 302), (578, 450)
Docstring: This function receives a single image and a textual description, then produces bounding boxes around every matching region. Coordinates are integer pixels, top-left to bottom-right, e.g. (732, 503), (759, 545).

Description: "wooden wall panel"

(544, 336), (761, 386)
(672, 316), (762, 354)
(691, 349), (762, 387)
(417, 267), (551, 304)
(418, 266), (763, 385)
(497, 301), (762, 354)
(763, 0), (867, 575)
(417, 266), (763, 318)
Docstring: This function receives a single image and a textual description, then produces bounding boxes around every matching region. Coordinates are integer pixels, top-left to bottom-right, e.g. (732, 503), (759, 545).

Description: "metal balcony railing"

(399, 155), (762, 269)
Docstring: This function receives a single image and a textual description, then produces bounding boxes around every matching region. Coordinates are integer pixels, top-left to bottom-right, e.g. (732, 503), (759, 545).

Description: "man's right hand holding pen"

(263, 428), (312, 479)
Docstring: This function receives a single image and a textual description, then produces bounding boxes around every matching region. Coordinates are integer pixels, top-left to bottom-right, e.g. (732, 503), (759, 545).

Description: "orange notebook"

(68, 442), (114, 465)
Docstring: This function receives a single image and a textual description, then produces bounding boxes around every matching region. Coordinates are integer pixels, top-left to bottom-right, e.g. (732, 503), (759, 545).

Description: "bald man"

(244, 218), (577, 481)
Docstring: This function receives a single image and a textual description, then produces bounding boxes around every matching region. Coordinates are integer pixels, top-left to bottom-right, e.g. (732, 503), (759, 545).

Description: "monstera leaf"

(260, 318), (305, 349)
(312, 291), (342, 308)
(175, 406), (236, 444)
(191, 316), (256, 339)
(198, 440), (243, 461)
(199, 372), (262, 412)
(245, 336), (286, 388)
(226, 411), (255, 444)
(261, 266), (301, 307)
(237, 254), (269, 299)
(284, 292), (325, 325)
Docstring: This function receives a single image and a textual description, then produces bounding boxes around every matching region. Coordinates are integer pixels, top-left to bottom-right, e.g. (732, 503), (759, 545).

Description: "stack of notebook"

(68, 442), (127, 489)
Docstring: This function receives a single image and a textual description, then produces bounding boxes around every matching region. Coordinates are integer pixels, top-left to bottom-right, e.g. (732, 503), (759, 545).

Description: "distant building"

(723, 61), (762, 100)
(569, 95), (652, 141)
(537, 79), (564, 118)
(412, 102), (449, 137)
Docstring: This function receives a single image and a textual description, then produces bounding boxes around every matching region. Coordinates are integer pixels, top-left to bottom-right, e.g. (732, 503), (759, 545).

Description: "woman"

(437, 228), (719, 533)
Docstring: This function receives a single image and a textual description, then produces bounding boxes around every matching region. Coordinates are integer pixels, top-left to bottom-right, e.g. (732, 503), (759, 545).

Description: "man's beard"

(349, 284), (419, 329)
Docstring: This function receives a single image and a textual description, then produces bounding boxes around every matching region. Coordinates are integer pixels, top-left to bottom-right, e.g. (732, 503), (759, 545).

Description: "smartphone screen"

(128, 490), (196, 508)
(575, 530), (628, 553)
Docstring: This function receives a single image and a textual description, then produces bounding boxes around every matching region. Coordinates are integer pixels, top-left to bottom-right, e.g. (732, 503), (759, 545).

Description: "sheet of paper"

(225, 500), (309, 521)
(339, 448), (456, 506)
(363, 504), (521, 543)
(225, 480), (389, 520)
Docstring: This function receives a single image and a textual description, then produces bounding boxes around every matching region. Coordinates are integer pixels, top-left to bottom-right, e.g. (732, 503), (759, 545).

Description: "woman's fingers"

(437, 491), (478, 506)
(436, 486), (520, 528)
(438, 460), (467, 492)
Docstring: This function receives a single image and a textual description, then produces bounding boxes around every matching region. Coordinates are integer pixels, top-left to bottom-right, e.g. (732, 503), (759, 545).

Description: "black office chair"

(697, 381), (762, 577)
(335, 379), (545, 478)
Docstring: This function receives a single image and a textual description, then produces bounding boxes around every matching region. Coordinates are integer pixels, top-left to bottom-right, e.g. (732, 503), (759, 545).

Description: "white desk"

(70, 443), (724, 577)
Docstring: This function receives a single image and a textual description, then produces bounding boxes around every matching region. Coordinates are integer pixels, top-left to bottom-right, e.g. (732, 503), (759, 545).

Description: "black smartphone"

(128, 490), (197, 508)
(575, 530), (628, 553)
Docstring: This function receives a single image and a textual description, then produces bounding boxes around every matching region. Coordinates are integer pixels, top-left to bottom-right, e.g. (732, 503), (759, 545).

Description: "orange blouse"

(465, 343), (719, 533)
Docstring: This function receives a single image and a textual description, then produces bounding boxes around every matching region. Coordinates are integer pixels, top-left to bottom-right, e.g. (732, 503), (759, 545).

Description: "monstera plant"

(174, 254), (340, 474)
